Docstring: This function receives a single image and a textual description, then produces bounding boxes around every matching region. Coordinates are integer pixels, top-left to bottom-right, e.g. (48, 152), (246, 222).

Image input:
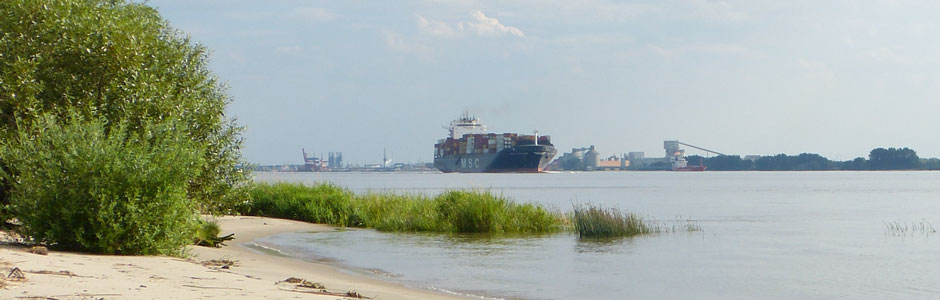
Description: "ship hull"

(434, 145), (557, 173)
(673, 165), (707, 171)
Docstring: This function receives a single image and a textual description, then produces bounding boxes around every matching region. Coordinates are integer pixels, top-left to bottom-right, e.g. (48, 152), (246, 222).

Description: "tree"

(0, 0), (248, 213)
(868, 147), (919, 170)
(704, 155), (753, 171)
(840, 157), (867, 170)
(559, 155), (585, 171)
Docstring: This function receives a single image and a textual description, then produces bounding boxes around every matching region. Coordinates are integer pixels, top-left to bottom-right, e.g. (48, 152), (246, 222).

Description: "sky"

(147, 0), (940, 165)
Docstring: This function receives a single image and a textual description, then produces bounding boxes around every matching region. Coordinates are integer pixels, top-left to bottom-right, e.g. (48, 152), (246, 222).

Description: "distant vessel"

(434, 114), (557, 173)
(670, 155), (706, 171)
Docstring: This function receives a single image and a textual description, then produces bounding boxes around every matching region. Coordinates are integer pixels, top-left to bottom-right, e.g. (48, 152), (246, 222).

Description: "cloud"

(459, 11), (525, 38)
(418, 16), (458, 37)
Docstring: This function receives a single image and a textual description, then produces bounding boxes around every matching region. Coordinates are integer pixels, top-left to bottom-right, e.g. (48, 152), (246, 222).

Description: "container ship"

(434, 114), (557, 173)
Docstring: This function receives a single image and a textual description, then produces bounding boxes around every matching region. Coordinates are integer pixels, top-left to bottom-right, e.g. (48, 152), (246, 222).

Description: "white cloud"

(417, 16), (457, 37)
(459, 11), (525, 38)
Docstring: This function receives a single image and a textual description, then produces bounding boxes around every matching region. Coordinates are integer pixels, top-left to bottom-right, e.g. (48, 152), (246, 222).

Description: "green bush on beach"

(0, 0), (250, 215)
(0, 0), (249, 255)
(0, 115), (202, 255)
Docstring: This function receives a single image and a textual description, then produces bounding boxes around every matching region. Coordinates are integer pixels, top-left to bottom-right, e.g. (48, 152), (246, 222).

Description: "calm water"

(252, 171), (940, 300)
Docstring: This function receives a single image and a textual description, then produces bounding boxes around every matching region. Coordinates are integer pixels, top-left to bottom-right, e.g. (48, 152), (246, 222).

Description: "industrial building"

(550, 145), (629, 171)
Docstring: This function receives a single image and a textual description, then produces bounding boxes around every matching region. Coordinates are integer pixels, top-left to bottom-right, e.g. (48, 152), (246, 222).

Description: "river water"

(252, 171), (940, 300)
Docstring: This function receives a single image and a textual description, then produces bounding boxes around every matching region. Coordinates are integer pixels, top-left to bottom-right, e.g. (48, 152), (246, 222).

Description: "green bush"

(0, 114), (203, 255)
(247, 183), (356, 226)
(0, 0), (249, 214)
(572, 203), (653, 238)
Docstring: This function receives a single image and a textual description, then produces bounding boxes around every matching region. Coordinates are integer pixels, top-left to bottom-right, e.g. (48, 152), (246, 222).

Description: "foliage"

(753, 153), (833, 171)
(0, 0), (249, 214)
(840, 157), (868, 170)
(433, 190), (560, 234)
(685, 155), (705, 167)
(193, 218), (234, 247)
(572, 203), (653, 238)
(686, 147), (931, 171)
(702, 155), (753, 171)
(247, 183), (357, 226)
(920, 158), (940, 170)
(559, 155), (585, 171)
(354, 192), (440, 232)
(868, 147), (919, 170)
(0, 114), (202, 255)
(244, 183), (564, 234)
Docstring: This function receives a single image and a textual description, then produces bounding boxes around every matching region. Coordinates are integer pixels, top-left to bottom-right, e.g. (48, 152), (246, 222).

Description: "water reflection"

(574, 237), (637, 254)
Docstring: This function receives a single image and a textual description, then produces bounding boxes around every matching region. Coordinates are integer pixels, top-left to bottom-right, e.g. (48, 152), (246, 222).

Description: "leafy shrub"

(0, 0), (249, 214)
(0, 114), (203, 255)
(247, 183), (356, 226)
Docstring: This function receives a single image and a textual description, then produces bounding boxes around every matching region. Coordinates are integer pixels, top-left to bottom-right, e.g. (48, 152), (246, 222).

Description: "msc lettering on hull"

(460, 158), (480, 169)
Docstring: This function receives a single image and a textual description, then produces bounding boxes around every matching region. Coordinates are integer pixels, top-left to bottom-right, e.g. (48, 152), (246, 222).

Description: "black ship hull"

(434, 145), (557, 173)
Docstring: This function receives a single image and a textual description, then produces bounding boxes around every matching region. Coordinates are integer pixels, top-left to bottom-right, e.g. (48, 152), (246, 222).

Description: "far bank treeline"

(685, 147), (934, 171)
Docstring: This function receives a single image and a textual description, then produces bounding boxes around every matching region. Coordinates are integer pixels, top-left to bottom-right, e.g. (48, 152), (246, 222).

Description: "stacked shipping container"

(434, 133), (552, 158)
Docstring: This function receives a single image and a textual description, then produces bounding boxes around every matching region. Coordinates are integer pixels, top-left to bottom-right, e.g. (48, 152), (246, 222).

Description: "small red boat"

(673, 165), (706, 171)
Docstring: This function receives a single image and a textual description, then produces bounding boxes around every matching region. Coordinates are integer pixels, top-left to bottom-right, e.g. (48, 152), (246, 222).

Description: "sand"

(0, 216), (471, 300)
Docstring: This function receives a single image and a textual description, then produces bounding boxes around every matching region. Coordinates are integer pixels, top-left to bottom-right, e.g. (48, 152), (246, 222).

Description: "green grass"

(246, 183), (356, 226)
(432, 190), (562, 234)
(244, 183), (700, 238)
(571, 203), (655, 238)
(245, 183), (564, 234)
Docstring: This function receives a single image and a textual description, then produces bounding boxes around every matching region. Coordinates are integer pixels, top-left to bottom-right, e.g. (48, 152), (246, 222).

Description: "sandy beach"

(0, 216), (470, 300)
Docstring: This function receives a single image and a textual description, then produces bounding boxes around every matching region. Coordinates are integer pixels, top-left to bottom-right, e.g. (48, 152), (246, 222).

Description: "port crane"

(677, 141), (725, 156)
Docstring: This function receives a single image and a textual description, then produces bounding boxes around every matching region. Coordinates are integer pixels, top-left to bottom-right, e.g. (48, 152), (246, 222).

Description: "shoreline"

(0, 216), (472, 300)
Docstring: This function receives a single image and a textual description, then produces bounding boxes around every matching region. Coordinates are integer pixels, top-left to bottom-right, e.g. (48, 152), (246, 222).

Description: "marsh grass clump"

(244, 184), (564, 234)
(354, 192), (440, 232)
(572, 204), (655, 238)
(884, 219), (936, 237)
(433, 190), (562, 234)
(247, 183), (356, 226)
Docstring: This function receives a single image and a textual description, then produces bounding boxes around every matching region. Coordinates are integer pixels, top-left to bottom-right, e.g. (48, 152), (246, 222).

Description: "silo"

(584, 145), (600, 170)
